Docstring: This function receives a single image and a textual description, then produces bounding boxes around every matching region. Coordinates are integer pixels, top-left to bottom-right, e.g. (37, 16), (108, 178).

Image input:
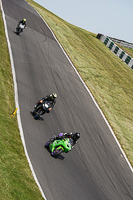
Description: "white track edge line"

(33, 6), (133, 173)
(0, 1), (47, 199)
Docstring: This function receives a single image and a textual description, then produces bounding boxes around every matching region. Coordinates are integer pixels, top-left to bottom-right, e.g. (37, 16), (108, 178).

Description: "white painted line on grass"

(0, 1), (47, 199)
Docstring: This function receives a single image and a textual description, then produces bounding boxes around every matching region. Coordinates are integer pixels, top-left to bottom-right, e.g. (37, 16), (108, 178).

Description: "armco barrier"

(97, 33), (133, 70)
(107, 36), (133, 49)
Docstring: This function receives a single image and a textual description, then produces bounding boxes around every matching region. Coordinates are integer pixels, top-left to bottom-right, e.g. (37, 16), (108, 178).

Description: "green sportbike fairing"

(45, 138), (73, 156)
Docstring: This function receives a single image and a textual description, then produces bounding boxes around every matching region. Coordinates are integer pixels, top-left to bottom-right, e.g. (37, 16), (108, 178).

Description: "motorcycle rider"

(34, 93), (57, 113)
(18, 18), (27, 30)
(51, 132), (80, 148)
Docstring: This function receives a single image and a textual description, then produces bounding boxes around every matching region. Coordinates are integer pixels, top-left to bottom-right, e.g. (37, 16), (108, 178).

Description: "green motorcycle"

(45, 138), (73, 156)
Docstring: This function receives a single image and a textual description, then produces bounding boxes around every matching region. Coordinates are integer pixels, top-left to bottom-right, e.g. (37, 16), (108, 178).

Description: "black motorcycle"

(32, 101), (52, 119)
(16, 23), (25, 35)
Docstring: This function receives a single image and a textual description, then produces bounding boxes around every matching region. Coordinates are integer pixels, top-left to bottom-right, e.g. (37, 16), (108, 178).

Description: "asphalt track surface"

(2, 0), (133, 199)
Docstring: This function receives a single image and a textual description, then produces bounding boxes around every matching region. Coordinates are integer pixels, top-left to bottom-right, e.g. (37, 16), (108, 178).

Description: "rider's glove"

(51, 135), (55, 138)
(50, 135), (56, 143)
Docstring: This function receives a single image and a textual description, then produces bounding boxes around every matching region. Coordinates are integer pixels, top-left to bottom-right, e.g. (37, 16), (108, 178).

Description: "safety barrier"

(97, 33), (133, 69)
(107, 36), (133, 49)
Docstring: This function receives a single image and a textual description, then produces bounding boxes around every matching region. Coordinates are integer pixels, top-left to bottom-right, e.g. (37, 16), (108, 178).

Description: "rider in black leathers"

(18, 18), (27, 29)
(34, 93), (57, 113)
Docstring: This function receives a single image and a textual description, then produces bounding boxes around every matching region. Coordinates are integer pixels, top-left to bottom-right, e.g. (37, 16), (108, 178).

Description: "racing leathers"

(18, 20), (26, 29)
(35, 94), (56, 114)
(51, 132), (80, 148)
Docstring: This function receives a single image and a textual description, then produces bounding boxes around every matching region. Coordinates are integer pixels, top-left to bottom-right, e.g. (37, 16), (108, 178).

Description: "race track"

(2, 0), (133, 199)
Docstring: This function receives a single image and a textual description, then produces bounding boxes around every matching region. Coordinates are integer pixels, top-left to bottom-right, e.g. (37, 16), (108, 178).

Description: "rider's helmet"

(72, 132), (80, 141)
(23, 18), (26, 22)
(51, 93), (57, 100)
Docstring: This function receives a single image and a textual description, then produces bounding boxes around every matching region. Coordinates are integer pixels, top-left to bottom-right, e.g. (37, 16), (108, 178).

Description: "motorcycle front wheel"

(51, 147), (63, 156)
(16, 27), (21, 35)
(34, 108), (44, 119)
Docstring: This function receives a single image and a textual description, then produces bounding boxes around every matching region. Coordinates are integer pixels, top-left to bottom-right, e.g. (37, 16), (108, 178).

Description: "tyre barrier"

(97, 33), (133, 70)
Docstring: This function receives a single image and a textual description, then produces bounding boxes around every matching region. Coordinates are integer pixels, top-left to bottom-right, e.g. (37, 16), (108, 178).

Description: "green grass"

(26, 0), (133, 166)
(0, 9), (44, 200)
(0, 0), (133, 199)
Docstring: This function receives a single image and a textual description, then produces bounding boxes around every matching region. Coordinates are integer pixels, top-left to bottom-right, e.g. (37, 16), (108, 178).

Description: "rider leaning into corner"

(35, 93), (57, 113)
(18, 18), (27, 30)
(51, 132), (80, 148)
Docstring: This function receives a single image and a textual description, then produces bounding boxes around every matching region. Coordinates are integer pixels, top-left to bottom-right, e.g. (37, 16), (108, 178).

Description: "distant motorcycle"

(16, 23), (25, 35)
(32, 101), (52, 119)
(45, 137), (73, 156)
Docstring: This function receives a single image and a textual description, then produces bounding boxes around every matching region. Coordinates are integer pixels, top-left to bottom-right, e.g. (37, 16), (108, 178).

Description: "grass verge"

(26, 0), (133, 167)
(0, 8), (44, 200)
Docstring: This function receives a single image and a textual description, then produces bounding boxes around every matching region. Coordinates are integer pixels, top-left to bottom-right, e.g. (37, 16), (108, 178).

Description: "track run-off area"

(1, 0), (133, 199)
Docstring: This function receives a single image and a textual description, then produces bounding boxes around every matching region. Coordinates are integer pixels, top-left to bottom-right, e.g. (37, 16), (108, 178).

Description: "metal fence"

(107, 36), (133, 49)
